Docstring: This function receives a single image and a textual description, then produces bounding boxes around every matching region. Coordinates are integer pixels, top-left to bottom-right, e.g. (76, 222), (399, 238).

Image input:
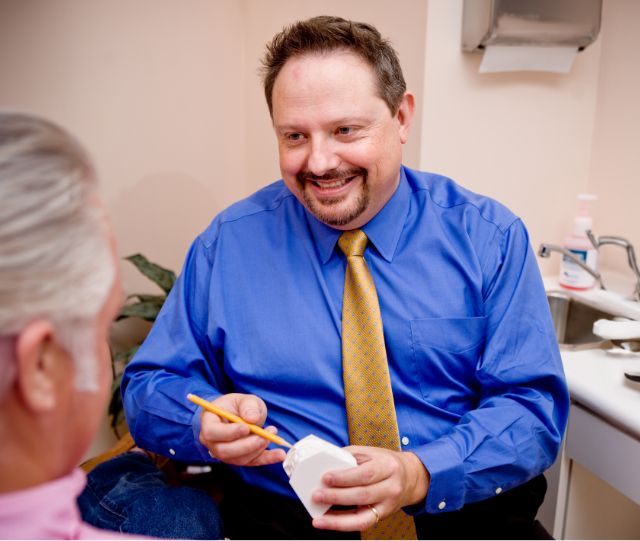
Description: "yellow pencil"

(187, 393), (293, 449)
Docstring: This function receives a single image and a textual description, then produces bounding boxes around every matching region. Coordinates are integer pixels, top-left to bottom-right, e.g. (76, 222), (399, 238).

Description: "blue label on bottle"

(563, 249), (587, 263)
(560, 248), (597, 289)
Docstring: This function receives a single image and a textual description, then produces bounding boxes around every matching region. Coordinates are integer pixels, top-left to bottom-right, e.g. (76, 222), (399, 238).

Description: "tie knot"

(338, 229), (368, 257)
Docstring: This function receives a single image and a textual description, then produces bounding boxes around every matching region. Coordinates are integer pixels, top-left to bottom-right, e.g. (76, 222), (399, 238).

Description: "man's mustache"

(297, 167), (367, 184)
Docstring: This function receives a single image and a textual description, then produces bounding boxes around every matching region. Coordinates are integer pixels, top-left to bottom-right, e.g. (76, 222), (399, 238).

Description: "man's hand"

(311, 446), (430, 532)
(199, 393), (287, 466)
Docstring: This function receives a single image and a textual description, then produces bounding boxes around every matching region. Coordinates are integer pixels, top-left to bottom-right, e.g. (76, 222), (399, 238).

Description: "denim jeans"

(78, 452), (223, 539)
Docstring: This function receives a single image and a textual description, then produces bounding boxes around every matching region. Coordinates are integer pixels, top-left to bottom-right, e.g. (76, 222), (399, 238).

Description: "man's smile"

(298, 168), (367, 199)
(311, 176), (354, 189)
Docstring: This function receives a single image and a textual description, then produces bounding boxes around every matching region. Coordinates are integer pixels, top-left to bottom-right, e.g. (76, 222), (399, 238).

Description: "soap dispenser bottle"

(559, 194), (598, 290)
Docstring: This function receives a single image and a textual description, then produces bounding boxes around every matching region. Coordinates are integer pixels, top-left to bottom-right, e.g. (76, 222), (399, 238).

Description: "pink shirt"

(0, 468), (143, 539)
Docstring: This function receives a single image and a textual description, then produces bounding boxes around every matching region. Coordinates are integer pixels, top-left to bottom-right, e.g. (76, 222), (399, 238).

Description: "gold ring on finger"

(368, 505), (380, 525)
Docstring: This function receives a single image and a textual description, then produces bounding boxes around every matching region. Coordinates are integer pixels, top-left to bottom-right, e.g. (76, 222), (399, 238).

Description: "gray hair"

(0, 112), (115, 395)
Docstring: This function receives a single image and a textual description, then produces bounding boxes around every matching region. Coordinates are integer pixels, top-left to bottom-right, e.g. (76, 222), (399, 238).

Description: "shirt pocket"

(409, 316), (487, 410)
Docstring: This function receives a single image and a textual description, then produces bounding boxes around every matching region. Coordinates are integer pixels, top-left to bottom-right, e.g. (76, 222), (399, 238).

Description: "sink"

(547, 290), (617, 349)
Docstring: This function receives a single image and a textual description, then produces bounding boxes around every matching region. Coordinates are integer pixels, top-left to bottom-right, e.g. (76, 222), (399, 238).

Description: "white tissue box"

(282, 434), (357, 518)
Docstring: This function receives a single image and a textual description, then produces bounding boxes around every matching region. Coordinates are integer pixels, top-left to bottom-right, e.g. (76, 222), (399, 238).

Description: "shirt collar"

(0, 468), (87, 539)
(306, 167), (411, 264)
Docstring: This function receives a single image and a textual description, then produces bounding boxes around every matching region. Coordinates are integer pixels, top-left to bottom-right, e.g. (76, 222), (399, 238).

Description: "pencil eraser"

(282, 434), (357, 518)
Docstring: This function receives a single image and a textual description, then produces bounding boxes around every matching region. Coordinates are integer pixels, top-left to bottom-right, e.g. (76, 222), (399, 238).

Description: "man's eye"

(287, 133), (304, 142)
(336, 126), (358, 137)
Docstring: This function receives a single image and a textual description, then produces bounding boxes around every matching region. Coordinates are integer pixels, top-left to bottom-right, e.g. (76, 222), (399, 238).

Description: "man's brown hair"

(261, 15), (406, 117)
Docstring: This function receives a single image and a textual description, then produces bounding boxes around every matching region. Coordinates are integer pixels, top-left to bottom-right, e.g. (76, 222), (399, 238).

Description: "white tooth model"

(282, 434), (357, 518)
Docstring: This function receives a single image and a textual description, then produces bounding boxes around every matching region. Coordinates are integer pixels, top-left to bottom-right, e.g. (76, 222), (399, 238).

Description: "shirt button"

(169, 448), (176, 456)
(495, 487), (502, 494)
(438, 501), (446, 510)
(401, 436), (410, 446)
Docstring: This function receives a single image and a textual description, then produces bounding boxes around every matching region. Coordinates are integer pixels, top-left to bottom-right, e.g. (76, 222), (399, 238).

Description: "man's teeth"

(314, 176), (354, 188)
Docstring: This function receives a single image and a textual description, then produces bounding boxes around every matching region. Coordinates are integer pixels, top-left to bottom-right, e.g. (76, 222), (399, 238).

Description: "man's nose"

(307, 137), (340, 176)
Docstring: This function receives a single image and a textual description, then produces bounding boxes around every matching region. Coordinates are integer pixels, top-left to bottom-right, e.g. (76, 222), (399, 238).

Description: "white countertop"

(561, 348), (640, 439)
(543, 276), (640, 439)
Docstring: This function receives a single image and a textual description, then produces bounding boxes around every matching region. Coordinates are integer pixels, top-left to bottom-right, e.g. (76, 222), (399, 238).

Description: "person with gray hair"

(0, 112), (225, 540)
(0, 111), (130, 538)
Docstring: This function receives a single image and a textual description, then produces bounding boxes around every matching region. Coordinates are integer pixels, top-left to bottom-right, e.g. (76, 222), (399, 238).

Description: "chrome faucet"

(538, 243), (606, 290)
(586, 230), (640, 301)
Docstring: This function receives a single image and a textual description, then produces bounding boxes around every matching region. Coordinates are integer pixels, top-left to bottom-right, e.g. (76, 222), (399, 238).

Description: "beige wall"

(419, 0), (640, 283)
(419, 0), (604, 278)
(0, 0), (426, 293)
(1, 0), (638, 286)
(0, 0), (249, 292)
(588, 0), (640, 279)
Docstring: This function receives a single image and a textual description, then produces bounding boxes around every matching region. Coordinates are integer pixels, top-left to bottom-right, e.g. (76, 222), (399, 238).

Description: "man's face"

(272, 51), (413, 230)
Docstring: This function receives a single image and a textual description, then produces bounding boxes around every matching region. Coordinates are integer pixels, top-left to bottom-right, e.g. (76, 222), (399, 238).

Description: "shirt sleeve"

(121, 234), (225, 463)
(408, 219), (569, 514)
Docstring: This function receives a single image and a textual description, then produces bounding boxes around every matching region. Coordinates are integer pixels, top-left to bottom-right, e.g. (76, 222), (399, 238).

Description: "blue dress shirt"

(122, 166), (569, 514)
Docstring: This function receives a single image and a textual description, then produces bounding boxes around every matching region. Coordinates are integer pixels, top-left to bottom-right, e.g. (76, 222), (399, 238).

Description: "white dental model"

(282, 434), (357, 518)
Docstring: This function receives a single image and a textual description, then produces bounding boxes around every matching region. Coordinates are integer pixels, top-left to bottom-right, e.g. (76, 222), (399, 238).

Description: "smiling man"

(122, 16), (569, 539)
(273, 50), (412, 230)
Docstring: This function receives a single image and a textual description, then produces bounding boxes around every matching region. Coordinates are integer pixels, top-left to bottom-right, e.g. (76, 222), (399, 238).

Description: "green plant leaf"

(109, 253), (175, 438)
(125, 254), (176, 294)
(117, 300), (164, 322)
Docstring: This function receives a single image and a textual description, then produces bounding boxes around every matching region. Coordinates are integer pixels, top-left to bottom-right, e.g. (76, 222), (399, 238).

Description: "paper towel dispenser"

(462, 0), (602, 52)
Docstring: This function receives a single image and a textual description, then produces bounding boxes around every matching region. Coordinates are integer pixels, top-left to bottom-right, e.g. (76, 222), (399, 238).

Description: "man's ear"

(396, 91), (415, 145)
(15, 320), (64, 413)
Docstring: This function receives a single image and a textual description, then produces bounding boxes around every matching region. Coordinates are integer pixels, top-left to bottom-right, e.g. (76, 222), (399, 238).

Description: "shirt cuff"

(406, 437), (466, 514)
(190, 392), (223, 462)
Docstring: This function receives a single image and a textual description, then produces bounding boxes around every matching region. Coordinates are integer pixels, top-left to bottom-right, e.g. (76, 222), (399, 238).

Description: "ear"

(15, 320), (67, 413)
(396, 91), (415, 145)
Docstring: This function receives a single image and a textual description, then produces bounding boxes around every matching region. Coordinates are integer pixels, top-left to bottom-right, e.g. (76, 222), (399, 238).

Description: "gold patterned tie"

(338, 230), (418, 540)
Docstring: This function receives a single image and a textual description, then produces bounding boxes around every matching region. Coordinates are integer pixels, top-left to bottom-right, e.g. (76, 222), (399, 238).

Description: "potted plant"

(108, 254), (176, 437)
